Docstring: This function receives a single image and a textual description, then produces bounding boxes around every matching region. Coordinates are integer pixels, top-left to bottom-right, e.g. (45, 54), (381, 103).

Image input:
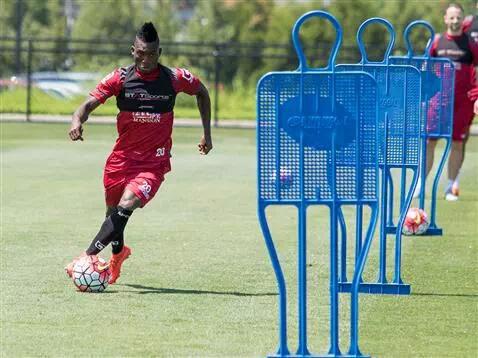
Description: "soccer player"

(423, 3), (478, 201)
(65, 23), (212, 284)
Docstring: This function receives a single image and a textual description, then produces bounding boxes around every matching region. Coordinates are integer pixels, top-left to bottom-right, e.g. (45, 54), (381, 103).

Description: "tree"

(70, 0), (182, 73)
(0, 0), (68, 74)
(227, 0), (275, 86)
(184, 0), (235, 84)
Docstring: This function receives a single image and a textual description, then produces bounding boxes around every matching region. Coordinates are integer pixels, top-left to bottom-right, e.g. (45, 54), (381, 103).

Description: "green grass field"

(1, 122), (477, 357)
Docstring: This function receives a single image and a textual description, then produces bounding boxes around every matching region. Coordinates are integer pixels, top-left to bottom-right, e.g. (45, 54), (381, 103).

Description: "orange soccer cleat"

(65, 252), (87, 278)
(108, 246), (132, 284)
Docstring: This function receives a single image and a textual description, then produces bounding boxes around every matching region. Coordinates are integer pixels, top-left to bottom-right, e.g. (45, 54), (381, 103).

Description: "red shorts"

(103, 153), (171, 208)
(452, 93), (475, 141)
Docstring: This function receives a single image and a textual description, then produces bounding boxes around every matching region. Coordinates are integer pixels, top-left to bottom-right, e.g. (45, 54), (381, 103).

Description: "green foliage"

(226, 0), (274, 86)
(0, 0), (68, 73)
(72, 0), (138, 40)
(0, 0), (15, 36)
(70, 0), (139, 71)
(261, 4), (310, 74)
(2, 0), (478, 99)
(184, 0), (235, 84)
(329, 0), (382, 62)
(0, 1), (16, 76)
(69, 0), (182, 72)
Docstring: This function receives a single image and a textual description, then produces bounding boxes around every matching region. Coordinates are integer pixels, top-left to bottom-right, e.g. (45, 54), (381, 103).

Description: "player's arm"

(468, 40), (478, 113)
(463, 15), (473, 33)
(428, 34), (440, 57)
(69, 96), (101, 141)
(195, 81), (213, 155)
(69, 69), (122, 141)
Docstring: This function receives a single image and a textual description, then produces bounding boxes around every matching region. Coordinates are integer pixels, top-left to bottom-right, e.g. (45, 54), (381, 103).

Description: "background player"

(65, 22), (212, 283)
(422, 3), (478, 201)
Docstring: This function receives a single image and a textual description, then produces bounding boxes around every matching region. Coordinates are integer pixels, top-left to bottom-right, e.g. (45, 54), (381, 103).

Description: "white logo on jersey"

(140, 181), (152, 199)
(95, 241), (105, 250)
(179, 68), (194, 84)
(156, 147), (165, 157)
(132, 112), (162, 123)
(125, 90), (171, 101)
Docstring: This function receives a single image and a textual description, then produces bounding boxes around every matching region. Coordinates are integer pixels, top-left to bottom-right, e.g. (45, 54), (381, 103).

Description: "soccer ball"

(270, 166), (294, 189)
(402, 208), (429, 236)
(72, 255), (110, 293)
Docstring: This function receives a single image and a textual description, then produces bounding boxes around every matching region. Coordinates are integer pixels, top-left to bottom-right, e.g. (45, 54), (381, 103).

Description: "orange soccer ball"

(402, 208), (430, 236)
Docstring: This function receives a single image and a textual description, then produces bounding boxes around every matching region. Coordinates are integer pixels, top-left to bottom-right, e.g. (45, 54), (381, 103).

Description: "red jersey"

(90, 64), (201, 164)
(463, 15), (478, 43)
(430, 32), (478, 97)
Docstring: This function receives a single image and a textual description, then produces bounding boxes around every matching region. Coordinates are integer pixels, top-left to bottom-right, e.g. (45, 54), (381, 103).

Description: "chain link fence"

(0, 36), (397, 125)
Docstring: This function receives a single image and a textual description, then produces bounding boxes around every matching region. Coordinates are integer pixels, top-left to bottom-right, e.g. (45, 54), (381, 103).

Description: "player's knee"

(118, 197), (141, 211)
(451, 141), (464, 150)
(105, 206), (117, 217)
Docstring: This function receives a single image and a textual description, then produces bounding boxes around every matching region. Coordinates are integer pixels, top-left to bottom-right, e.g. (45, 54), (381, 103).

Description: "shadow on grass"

(412, 291), (478, 298)
(120, 283), (277, 297)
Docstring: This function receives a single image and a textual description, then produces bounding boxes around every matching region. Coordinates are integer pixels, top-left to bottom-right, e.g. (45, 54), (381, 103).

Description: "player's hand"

(474, 99), (478, 115)
(198, 135), (212, 155)
(69, 120), (84, 141)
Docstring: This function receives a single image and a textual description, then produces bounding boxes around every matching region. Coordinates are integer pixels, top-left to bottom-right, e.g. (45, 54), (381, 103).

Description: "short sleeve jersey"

(463, 15), (478, 43)
(90, 65), (201, 163)
(430, 32), (478, 97)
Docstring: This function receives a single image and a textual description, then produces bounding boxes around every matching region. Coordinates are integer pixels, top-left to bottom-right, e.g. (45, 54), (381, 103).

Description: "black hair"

(445, 2), (464, 14)
(136, 22), (159, 43)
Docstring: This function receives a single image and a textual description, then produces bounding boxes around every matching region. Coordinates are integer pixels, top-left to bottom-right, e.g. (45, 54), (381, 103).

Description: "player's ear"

(131, 45), (135, 56)
(158, 47), (162, 57)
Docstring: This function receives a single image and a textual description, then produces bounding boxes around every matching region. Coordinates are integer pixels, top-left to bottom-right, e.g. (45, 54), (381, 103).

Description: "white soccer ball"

(402, 208), (430, 236)
(72, 255), (110, 293)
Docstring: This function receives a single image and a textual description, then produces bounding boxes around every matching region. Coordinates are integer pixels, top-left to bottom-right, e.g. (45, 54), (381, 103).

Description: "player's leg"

(445, 99), (473, 201)
(444, 98), (471, 201)
(77, 190), (138, 283)
(445, 140), (463, 201)
(65, 153), (132, 277)
(426, 139), (438, 178)
(447, 140), (464, 181)
(84, 193), (139, 257)
(65, 204), (123, 278)
(106, 206), (124, 255)
(414, 139), (438, 198)
(460, 129), (470, 173)
(108, 171), (167, 284)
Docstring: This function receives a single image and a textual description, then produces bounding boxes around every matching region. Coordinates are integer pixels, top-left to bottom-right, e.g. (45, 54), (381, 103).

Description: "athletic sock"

(453, 173), (460, 188)
(86, 207), (133, 255)
(111, 233), (124, 255)
(445, 180), (454, 193)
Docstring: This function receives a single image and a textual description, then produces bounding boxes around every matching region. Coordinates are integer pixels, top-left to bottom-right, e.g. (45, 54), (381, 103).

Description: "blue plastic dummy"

(335, 18), (422, 295)
(388, 20), (455, 236)
(257, 11), (379, 358)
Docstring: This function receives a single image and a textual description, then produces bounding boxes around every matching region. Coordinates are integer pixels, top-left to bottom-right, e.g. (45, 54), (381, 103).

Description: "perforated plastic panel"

(257, 72), (378, 202)
(335, 64), (421, 168)
(390, 57), (454, 138)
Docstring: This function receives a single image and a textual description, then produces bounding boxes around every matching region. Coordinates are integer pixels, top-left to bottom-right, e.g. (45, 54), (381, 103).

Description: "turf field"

(1, 122), (477, 357)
